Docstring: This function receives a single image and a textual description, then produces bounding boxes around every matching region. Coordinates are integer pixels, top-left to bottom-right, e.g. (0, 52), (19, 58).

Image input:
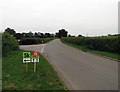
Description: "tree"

(55, 33), (59, 38)
(15, 33), (22, 39)
(22, 33), (27, 38)
(108, 34), (112, 36)
(34, 32), (39, 37)
(28, 31), (33, 37)
(23, 31), (33, 37)
(78, 34), (82, 37)
(45, 33), (54, 38)
(40, 33), (45, 38)
(5, 28), (16, 36)
(51, 34), (55, 37)
(55, 29), (68, 38)
(45, 33), (50, 38)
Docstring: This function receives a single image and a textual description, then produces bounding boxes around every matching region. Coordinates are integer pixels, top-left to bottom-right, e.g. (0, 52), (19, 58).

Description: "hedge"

(61, 36), (119, 54)
(19, 38), (53, 45)
(2, 32), (19, 56)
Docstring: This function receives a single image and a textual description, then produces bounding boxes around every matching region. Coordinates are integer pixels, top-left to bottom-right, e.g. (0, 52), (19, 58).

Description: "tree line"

(4, 28), (70, 39)
(4, 27), (119, 40)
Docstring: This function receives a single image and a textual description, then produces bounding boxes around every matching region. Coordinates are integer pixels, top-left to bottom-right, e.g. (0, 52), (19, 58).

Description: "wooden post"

(40, 62), (42, 72)
(34, 62), (36, 72)
(26, 63), (28, 73)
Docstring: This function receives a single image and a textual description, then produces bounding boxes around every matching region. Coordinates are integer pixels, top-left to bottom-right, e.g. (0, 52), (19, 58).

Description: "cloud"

(1, 0), (119, 36)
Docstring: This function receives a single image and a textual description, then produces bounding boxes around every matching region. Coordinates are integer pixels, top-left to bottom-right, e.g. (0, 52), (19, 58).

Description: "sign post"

(34, 62), (36, 72)
(23, 52), (40, 73)
(32, 52), (40, 72)
(26, 63), (28, 73)
(23, 52), (31, 73)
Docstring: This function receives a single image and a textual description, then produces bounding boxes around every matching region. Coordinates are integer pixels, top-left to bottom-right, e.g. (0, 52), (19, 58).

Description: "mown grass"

(61, 40), (119, 60)
(2, 50), (66, 91)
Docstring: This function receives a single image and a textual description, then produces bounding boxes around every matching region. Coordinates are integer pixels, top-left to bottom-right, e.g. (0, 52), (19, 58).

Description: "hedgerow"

(2, 32), (19, 56)
(61, 36), (119, 54)
(19, 38), (53, 45)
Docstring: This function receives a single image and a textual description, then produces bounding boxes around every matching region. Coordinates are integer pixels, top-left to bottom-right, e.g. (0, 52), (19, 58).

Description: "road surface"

(20, 39), (118, 90)
(20, 44), (45, 53)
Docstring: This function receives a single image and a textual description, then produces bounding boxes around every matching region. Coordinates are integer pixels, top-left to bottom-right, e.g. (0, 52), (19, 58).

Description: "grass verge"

(61, 40), (119, 60)
(2, 50), (66, 90)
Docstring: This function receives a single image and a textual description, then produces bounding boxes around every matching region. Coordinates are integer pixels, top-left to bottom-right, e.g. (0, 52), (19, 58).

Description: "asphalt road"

(44, 39), (118, 90)
(20, 44), (45, 53)
(20, 39), (118, 90)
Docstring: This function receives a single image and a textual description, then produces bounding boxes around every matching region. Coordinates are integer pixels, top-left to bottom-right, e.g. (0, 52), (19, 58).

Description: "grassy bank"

(61, 40), (119, 60)
(2, 50), (66, 90)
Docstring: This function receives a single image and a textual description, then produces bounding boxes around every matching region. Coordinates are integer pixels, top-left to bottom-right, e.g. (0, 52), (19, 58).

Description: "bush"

(61, 36), (119, 54)
(2, 32), (19, 56)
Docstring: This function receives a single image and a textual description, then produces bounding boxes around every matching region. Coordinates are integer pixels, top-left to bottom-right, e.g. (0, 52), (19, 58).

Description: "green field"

(2, 50), (66, 90)
(61, 40), (119, 60)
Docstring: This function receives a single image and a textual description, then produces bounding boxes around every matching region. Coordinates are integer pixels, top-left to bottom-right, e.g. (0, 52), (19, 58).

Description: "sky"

(1, 0), (119, 36)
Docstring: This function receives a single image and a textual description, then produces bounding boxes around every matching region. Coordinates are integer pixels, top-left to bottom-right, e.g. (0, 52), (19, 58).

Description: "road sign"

(31, 58), (39, 62)
(23, 52), (31, 63)
(31, 52), (40, 62)
(31, 52), (40, 72)
(32, 52), (40, 56)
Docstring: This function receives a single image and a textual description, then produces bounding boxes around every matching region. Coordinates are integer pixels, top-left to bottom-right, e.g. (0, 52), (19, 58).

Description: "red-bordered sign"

(32, 52), (40, 56)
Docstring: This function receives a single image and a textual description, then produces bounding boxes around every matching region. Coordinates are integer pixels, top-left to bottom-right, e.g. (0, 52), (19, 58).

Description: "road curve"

(43, 39), (118, 90)
(20, 44), (46, 53)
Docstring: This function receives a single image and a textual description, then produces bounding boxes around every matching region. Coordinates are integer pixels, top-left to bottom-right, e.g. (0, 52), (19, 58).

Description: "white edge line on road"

(41, 45), (45, 53)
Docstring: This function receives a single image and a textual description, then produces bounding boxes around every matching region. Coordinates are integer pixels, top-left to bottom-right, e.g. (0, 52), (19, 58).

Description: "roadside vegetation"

(2, 50), (66, 90)
(2, 26), (119, 90)
(61, 35), (119, 60)
(4, 28), (68, 45)
(2, 32), (19, 56)
(19, 38), (53, 45)
(4, 28), (54, 45)
(2, 31), (66, 90)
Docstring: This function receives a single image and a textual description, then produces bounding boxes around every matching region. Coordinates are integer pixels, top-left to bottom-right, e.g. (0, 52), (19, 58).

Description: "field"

(61, 36), (119, 60)
(2, 50), (66, 90)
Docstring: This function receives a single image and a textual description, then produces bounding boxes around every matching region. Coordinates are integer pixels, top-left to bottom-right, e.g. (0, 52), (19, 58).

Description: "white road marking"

(41, 45), (45, 53)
